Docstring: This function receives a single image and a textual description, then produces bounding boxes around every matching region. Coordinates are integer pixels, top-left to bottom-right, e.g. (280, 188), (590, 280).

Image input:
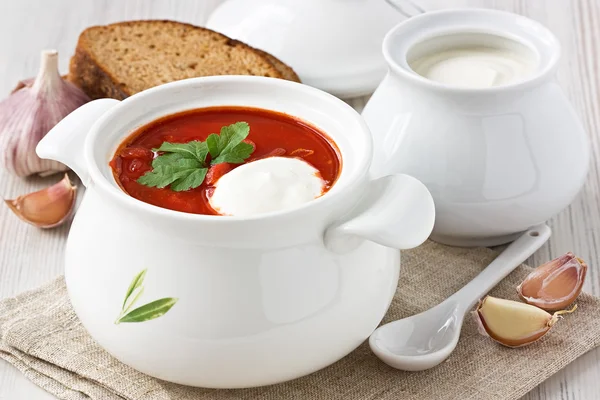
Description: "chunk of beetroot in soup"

(206, 163), (235, 186)
(261, 148), (286, 158)
(290, 148), (314, 158)
(120, 147), (154, 160)
(128, 159), (146, 173)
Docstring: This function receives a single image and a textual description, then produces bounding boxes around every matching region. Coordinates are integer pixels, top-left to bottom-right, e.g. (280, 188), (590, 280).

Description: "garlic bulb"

(0, 50), (90, 177)
(4, 173), (76, 228)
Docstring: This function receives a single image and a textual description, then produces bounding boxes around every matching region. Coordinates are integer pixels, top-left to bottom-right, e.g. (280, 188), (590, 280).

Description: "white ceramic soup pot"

(37, 76), (435, 388)
(363, 9), (590, 247)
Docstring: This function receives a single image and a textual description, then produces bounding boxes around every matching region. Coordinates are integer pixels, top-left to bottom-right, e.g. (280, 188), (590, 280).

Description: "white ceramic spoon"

(369, 223), (551, 371)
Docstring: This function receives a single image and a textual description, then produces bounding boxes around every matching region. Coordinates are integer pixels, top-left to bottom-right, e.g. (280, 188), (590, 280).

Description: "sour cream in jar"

(408, 33), (539, 88)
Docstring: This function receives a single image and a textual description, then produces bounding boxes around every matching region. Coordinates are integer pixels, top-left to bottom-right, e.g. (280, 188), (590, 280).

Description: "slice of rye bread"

(69, 20), (300, 100)
(253, 49), (300, 82)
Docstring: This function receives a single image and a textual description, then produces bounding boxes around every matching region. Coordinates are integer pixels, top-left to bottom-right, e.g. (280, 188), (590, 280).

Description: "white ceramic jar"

(37, 76), (435, 388)
(363, 9), (590, 246)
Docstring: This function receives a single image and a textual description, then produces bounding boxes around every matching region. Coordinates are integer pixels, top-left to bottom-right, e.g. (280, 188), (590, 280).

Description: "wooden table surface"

(1, 0), (598, 399)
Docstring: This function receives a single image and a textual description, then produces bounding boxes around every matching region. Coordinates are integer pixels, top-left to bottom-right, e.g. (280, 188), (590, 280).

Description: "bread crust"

(69, 48), (129, 100)
(68, 20), (299, 100)
(253, 49), (301, 82)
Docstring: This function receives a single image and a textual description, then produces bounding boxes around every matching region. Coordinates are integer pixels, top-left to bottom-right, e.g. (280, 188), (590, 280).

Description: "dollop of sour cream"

(410, 46), (537, 88)
(209, 157), (326, 216)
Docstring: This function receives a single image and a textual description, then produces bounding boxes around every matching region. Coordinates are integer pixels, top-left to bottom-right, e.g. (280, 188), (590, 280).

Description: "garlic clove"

(4, 173), (77, 228)
(0, 50), (90, 177)
(517, 253), (587, 311)
(474, 296), (576, 348)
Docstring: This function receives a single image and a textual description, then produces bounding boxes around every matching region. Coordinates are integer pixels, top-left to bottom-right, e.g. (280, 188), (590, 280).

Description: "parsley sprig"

(137, 121), (254, 192)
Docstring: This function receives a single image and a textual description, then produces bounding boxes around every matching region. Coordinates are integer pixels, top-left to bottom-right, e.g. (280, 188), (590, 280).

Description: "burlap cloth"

(1, 241), (599, 400)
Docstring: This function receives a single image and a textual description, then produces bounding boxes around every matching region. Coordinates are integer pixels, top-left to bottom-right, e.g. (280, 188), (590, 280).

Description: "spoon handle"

(449, 224), (552, 313)
(385, 0), (426, 18)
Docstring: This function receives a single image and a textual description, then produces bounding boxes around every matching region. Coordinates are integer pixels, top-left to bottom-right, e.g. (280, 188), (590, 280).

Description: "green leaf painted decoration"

(117, 298), (179, 324)
(115, 269), (178, 325)
(122, 268), (147, 309)
(123, 287), (145, 316)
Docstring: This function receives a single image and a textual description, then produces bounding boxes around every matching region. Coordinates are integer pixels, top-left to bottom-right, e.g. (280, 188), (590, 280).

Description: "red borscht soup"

(110, 107), (341, 215)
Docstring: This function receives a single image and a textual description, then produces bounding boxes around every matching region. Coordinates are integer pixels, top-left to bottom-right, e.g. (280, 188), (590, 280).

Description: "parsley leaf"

(194, 142), (209, 163)
(206, 134), (222, 158)
(170, 168), (208, 192)
(137, 159), (202, 189)
(211, 141), (255, 165)
(219, 122), (250, 153)
(136, 121), (255, 192)
(137, 166), (183, 189)
(154, 141), (203, 158)
(151, 152), (194, 169)
(206, 122), (249, 158)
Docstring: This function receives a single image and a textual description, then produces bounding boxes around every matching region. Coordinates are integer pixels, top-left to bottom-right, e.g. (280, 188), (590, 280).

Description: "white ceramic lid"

(206, 0), (413, 98)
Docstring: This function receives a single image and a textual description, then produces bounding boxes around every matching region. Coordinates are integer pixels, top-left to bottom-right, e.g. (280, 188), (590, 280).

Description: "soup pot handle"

(324, 174), (435, 253)
(36, 99), (120, 187)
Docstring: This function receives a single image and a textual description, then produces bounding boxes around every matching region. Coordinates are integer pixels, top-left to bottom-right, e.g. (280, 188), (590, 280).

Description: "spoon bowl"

(370, 301), (461, 371)
(370, 224), (552, 371)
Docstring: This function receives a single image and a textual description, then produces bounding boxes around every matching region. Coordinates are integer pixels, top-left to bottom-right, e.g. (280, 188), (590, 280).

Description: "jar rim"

(382, 8), (561, 94)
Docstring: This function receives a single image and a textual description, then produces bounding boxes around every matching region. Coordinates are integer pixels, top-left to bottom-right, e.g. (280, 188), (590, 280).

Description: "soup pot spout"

(325, 174), (435, 253)
(37, 99), (120, 186)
